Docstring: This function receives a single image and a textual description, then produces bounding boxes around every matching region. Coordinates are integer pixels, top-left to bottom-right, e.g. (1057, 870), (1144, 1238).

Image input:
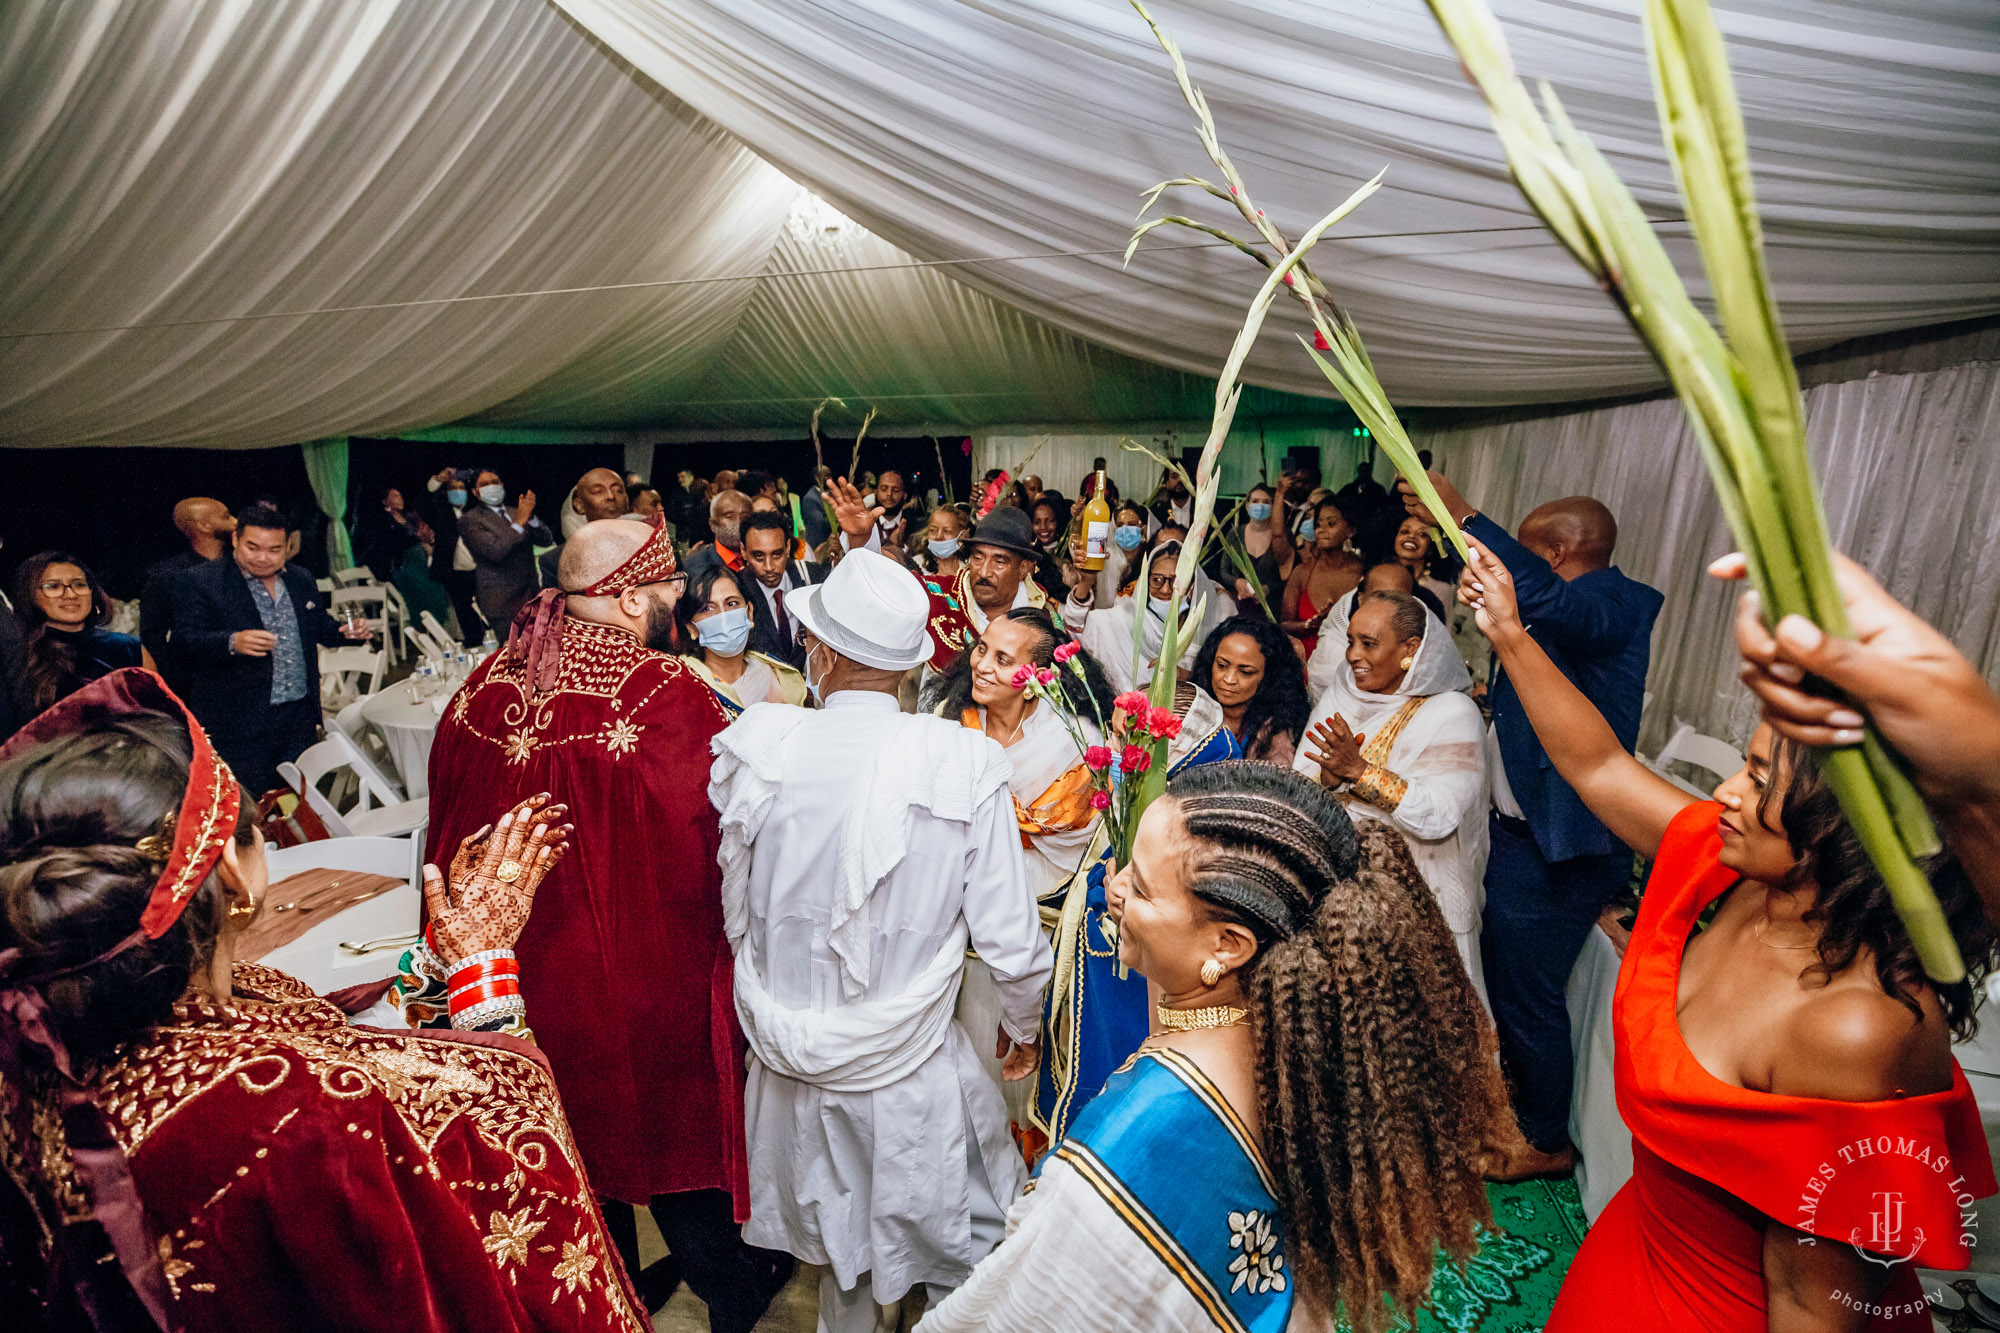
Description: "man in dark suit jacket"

(1404, 473), (1662, 1179)
(459, 467), (554, 636)
(170, 501), (364, 793)
(737, 511), (825, 669)
(423, 468), (484, 646)
(139, 496), (234, 694)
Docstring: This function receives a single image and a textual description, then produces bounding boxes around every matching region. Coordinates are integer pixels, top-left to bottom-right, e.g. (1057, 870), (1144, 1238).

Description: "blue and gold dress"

(926, 1047), (1291, 1333)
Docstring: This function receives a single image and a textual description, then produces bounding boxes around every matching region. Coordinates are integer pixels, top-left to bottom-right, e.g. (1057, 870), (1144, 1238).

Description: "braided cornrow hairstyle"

(1167, 761), (1507, 1331)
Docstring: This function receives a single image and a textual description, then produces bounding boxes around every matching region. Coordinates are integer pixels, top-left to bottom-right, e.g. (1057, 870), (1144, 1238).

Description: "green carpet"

(1337, 1178), (1590, 1331)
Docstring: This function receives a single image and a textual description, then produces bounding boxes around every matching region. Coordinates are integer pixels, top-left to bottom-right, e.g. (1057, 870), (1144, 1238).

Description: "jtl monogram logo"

(1857, 1190), (1924, 1268)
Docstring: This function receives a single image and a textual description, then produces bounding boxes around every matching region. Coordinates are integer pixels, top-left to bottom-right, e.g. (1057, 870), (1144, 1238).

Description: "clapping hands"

(423, 794), (571, 966)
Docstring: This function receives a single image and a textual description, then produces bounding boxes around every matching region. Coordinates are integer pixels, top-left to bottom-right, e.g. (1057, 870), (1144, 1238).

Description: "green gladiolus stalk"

(1424, 0), (1959, 981)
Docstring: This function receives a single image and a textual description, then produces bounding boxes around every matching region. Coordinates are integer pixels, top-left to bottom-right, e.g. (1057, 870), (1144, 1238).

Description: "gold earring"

(226, 895), (256, 926)
(1199, 958), (1225, 987)
(1399, 656), (1415, 670)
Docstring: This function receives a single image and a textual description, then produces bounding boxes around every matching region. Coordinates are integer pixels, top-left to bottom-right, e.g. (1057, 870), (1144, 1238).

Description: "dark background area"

(0, 436), (975, 601)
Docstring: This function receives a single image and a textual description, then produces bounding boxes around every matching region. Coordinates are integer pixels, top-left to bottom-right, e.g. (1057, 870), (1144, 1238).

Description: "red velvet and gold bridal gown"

(1550, 802), (1993, 1331)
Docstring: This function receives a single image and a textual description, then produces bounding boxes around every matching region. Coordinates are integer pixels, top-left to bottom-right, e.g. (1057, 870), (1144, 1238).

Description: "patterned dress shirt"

(243, 569), (307, 704)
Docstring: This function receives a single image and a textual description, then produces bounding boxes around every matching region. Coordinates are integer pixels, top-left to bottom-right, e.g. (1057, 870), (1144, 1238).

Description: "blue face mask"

(927, 538), (961, 560)
(1298, 518), (1316, 542)
(446, 488), (467, 507)
(697, 607), (752, 658)
(1245, 501), (1272, 522)
(1113, 524), (1145, 551)
(477, 483), (505, 506)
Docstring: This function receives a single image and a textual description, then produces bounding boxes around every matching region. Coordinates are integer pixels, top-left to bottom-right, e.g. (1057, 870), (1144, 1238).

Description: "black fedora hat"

(965, 505), (1043, 559)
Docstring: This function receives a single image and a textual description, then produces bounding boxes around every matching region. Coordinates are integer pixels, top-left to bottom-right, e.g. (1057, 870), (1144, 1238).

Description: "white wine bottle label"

(1085, 520), (1111, 560)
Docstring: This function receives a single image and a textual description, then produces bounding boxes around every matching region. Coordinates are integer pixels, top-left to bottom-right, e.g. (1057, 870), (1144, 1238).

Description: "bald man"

(140, 497), (235, 692)
(424, 518), (793, 1326)
(536, 465), (631, 584)
(1404, 471), (1662, 1181)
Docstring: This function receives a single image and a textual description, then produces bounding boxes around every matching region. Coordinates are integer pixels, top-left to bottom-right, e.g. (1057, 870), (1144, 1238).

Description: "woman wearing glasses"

(11, 550), (141, 715)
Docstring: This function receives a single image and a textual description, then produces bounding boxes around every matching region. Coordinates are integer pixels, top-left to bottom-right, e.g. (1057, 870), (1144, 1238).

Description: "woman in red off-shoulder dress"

(1463, 544), (1996, 1332)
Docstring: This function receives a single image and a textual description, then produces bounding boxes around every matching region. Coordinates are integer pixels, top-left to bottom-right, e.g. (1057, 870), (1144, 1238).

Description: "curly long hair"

(1167, 761), (1506, 1330)
(918, 607), (1116, 721)
(1190, 615), (1310, 759)
(1763, 736), (1995, 1040)
(13, 551), (115, 715)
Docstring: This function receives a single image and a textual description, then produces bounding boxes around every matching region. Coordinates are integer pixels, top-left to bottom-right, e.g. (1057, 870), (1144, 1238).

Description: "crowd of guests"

(4, 446), (2000, 1333)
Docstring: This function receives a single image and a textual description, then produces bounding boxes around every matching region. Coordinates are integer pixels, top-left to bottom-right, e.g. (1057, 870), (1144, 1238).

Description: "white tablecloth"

(1567, 924), (1632, 1223)
(360, 679), (444, 798)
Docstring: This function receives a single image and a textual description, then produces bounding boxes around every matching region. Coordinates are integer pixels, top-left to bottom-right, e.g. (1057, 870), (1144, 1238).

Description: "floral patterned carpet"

(1362, 1177), (1590, 1333)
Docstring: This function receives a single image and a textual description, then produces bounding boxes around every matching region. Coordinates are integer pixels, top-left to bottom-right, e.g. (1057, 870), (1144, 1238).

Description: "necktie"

(773, 585), (791, 651)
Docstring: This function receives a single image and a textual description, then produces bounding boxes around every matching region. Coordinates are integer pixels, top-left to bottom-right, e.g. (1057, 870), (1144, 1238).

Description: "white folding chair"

(420, 609), (463, 653)
(279, 740), (429, 884)
(379, 581), (411, 664)
(328, 585), (389, 645)
(319, 644), (385, 715)
(1647, 723), (1745, 798)
(332, 699), (408, 802)
(256, 836), (422, 993)
(315, 577), (336, 593)
(331, 566), (378, 587)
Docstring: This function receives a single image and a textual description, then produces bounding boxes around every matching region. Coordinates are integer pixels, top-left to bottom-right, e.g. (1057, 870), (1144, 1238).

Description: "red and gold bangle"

(446, 951), (522, 1021)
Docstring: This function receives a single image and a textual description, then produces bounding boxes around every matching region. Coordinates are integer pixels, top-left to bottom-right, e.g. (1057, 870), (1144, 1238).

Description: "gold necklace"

(1157, 1003), (1248, 1031)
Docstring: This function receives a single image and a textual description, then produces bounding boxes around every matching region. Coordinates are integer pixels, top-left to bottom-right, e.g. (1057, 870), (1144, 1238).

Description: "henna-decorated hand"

(423, 793), (571, 966)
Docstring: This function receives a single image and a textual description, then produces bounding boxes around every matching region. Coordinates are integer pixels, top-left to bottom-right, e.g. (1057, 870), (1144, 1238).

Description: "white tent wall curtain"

(1403, 343), (2000, 758)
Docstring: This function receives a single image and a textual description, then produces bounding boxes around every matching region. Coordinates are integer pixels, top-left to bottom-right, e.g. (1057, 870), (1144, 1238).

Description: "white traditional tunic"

(709, 691), (1054, 1302)
(1063, 574), (1235, 695)
(1297, 599), (1491, 1010)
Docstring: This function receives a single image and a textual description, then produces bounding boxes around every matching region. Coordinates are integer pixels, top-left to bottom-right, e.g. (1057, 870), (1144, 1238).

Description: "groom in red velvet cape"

(425, 518), (790, 1329)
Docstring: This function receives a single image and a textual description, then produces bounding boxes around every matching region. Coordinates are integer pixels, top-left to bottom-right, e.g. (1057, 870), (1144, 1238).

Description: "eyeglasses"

(1146, 572), (1178, 595)
(38, 580), (91, 595)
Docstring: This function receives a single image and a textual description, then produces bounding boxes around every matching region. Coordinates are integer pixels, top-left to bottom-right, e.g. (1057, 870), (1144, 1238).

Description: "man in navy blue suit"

(1404, 472), (1662, 1180)
(170, 501), (367, 793)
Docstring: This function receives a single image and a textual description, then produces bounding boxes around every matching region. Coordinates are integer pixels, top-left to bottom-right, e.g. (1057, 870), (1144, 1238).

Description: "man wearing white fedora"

(708, 548), (1053, 1333)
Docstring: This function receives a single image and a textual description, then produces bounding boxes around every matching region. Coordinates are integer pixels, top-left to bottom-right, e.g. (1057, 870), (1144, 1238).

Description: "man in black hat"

(827, 480), (1060, 673)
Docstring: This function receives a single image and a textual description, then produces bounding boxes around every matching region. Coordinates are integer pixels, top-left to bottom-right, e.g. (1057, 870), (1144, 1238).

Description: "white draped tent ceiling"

(0, 0), (1995, 449)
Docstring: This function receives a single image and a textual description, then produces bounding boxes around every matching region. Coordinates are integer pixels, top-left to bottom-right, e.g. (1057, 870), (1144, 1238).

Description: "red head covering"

(509, 515), (679, 691)
(0, 667), (244, 1330)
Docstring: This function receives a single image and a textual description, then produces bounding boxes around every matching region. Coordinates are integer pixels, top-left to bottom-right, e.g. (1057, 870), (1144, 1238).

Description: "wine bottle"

(1080, 469), (1111, 571)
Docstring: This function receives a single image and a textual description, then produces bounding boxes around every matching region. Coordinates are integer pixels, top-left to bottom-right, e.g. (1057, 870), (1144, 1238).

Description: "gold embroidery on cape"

(485, 1206), (547, 1267)
(599, 719), (642, 756)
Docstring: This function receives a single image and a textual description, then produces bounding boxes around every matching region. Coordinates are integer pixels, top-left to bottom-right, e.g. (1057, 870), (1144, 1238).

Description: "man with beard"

(425, 518), (792, 1328)
(683, 488), (753, 582)
(1147, 466), (1193, 533)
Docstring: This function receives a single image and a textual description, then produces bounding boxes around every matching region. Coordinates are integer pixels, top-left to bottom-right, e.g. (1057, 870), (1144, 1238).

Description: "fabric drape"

(300, 437), (353, 571)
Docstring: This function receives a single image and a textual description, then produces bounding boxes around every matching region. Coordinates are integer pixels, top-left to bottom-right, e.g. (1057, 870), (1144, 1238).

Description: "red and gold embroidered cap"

(0, 667), (241, 937)
(579, 512), (678, 596)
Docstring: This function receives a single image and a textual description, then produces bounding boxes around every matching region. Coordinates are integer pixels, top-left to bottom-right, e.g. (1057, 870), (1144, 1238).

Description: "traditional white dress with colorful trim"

(924, 1048), (1293, 1333)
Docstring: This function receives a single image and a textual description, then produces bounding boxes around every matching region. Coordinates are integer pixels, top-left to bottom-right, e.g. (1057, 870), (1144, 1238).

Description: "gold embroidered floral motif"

(550, 1238), (598, 1295)
(599, 719), (642, 756)
(452, 691), (471, 722)
(484, 1207), (546, 1267)
(158, 1234), (195, 1298)
(504, 730), (537, 764)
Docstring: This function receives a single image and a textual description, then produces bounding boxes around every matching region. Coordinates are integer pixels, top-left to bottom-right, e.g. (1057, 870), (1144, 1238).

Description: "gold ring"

(495, 859), (524, 883)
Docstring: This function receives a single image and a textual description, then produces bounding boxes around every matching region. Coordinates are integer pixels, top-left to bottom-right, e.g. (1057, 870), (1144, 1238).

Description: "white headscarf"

(1310, 594), (1470, 734)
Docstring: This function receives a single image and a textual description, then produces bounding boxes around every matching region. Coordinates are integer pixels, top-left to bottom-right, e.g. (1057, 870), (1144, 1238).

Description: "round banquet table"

(359, 678), (444, 798)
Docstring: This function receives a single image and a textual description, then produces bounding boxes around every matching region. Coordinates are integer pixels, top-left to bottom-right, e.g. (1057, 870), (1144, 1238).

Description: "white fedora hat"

(787, 548), (931, 672)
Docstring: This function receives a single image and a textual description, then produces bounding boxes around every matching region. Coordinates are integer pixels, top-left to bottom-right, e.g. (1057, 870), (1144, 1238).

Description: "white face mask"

(477, 483), (505, 506)
(1142, 594), (1177, 658)
(805, 641), (830, 704)
(697, 606), (751, 658)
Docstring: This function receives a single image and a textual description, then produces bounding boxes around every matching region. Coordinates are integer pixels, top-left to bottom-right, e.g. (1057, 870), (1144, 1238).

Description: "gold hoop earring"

(1399, 656), (1415, 670)
(1199, 958), (1225, 988)
(227, 896), (256, 927)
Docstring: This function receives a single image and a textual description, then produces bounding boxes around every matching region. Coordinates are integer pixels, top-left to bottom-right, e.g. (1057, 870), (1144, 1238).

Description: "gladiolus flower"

(1313, 329), (1332, 351)
(1121, 745), (1151, 774)
(1052, 641), (1079, 664)
(1145, 707), (1183, 740)
(1036, 667), (1057, 686)
(1113, 691), (1149, 716)
(1084, 745), (1113, 770)
(1010, 665), (1033, 689)
(1089, 789), (1112, 812)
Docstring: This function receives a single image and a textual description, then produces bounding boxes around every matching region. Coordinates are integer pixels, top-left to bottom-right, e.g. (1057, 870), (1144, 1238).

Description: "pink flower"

(1010, 665), (1033, 690)
(1083, 745), (1113, 770)
(1145, 707), (1183, 741)
(1282, 271), (1297, 287)
(1121, 745), (1152, 775)
(1089, 789), (1112, 812)
(1113, 691), (1149, 716)
(1036, 667), (1057, 686)
(1052, 641), (1079, 664)
(1313, 329), (1332, 351)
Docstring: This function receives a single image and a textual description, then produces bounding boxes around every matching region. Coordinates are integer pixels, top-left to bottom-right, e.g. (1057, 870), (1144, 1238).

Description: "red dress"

(1296, 586), (1323, 657)
(1550, 802), (1993, 1331)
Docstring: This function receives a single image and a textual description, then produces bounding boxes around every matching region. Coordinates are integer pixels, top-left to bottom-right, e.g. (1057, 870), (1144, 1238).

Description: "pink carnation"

(1052, 641), (1080, 664)
(1121, 745), (1152, 775)
(1036, 667), (1057, 686)
(1083, 745), (1113, 770)
(1113, 691), (1150, 716)
(1145, 707), (1183, 741)
(1010, 665), (1033, 690)
(1089, 789), (1112, 812)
